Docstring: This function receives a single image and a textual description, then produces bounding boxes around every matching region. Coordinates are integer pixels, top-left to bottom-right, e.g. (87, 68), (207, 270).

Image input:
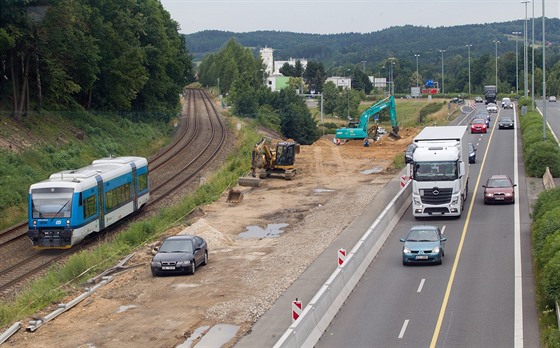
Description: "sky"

(160, 0), (557, 35)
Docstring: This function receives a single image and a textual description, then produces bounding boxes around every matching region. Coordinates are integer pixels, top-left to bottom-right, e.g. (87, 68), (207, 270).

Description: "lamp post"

(522, 0), (530, 98)
(493, 40), (500, 92)
(512, 32), (521, 95)
(346, 69), (351, 120)
(466, 45), (472, 95)
(414, 54), (420, 87)
(388, 58), (396, 95)
(361, 60), (367, 73)
(439, 50), (445, 95)
(542, 0), (547, 140)
(531, 0), (535, 110)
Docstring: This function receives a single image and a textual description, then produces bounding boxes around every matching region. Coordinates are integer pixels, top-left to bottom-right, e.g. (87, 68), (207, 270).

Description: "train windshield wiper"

(50, 200), (70, 221)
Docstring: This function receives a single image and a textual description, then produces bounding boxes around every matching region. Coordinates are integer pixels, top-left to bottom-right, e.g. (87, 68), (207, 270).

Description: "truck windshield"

(31, 187), (74, 219)
(413, 161), (458, 181)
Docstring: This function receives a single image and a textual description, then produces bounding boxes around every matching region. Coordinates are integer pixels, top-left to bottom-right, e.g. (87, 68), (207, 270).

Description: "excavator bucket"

(226, 189), (243, 203)
(388, 126), (401, 140)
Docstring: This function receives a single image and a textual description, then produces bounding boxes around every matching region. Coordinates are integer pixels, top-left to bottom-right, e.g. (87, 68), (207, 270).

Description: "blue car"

(400, 225), (446, 265)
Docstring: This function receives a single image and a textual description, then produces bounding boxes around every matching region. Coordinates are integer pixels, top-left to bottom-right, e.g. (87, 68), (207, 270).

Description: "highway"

(317, 102), (540, 347)
(537, 98), (560, 140)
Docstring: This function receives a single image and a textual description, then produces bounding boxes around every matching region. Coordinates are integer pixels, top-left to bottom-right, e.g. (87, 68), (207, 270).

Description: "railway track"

(0, 88), (228, 295)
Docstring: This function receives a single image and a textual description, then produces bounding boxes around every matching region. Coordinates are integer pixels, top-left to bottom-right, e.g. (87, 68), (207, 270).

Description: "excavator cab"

(275, 142), (299, 167)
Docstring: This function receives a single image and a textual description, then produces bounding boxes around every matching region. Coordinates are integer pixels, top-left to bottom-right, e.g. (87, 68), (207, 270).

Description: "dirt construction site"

(6, 130), (418, 348)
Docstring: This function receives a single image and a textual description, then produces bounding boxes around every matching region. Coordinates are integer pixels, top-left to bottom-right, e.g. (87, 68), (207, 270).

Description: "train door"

(96, 175), (105, 230)
(131, 163), (138, 210)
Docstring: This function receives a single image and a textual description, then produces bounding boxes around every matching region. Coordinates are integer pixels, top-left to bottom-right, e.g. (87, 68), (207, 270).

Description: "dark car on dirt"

(151, 235), (208, 276)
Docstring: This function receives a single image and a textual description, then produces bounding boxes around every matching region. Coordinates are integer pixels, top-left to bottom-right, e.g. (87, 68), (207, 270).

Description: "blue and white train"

(27, 156), (149, 249)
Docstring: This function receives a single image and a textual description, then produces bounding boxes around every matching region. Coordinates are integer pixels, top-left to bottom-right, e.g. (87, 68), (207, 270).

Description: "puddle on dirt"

(361, 166), (384, 175)
(116, 305), (137, 313)
(313, 188), (336, 193)
(176, 325), (210, 348)
(239, 223), (289, 239)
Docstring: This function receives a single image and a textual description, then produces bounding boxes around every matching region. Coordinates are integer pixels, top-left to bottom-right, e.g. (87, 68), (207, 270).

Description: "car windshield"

(473, 120), (485, 124)
(500, 118), (513, 122)
(407, 229), (439, 242)
(469, 144), (474, 152)
(413, 161), (458, 181)
(487, 178), (512, 188)
(159, 239), (193, 253)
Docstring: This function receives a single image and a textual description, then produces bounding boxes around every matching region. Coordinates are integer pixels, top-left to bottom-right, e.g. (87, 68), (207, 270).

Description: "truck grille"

(421, 187), (453, 204)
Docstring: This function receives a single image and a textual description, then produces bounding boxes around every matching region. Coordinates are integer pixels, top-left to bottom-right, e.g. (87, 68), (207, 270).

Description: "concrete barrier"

(543, 166), (556, 190)
(273, 180), (411, 347)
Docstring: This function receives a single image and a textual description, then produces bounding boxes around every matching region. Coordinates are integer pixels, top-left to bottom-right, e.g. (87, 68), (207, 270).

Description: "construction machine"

(236, 137), (299, 189)
(335, 95), (400, 141)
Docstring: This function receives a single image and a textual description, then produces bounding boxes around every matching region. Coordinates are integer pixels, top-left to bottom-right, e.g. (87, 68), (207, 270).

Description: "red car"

(471, 119), (487, 133)
(483, 175), (516, 204)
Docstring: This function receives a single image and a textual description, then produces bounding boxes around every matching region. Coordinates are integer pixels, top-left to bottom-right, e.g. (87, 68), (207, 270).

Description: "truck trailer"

(484, 85), (497, 105)
(411, 126), (469, 218)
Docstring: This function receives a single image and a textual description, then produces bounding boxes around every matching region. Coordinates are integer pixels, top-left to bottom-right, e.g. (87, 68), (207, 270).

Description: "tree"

(279, 62), (297, 77)
(303, 61), (326, 93)
(322, 81), (339, 115)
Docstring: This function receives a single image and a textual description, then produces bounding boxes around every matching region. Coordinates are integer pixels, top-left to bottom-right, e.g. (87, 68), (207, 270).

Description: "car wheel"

(151, 270), (158, 277)
(436, 259), (442, 265)
(403, 260), (408, 266)
(190, 261), (196, 275)
(202, 251), (208, 266)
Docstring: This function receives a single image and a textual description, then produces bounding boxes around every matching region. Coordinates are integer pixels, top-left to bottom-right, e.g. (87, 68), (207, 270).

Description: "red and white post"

(338, 248), (346, 267)
(292, 298), (302, 322)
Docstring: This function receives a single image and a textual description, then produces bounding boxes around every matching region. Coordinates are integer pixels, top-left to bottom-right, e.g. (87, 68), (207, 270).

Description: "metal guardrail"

(273, 176), (411, 347)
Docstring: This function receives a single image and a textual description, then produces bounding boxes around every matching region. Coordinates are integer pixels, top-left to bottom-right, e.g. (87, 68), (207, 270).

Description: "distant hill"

(185, 19), (560, 68)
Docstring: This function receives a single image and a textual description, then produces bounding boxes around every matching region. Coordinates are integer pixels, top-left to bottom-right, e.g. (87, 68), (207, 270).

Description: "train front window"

(31, 187), (74, 218)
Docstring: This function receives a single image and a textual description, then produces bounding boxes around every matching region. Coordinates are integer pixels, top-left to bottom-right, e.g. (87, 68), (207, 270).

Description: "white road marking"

(417, 279), (425, 293)
(513, 105), (523, 347)
(398, 319), (409, 339)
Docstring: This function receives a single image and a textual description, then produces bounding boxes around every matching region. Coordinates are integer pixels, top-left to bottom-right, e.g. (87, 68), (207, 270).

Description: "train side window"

(105, 183), (131, 211)
(138, 173), (148, 191)
(83, 195), (97, 219)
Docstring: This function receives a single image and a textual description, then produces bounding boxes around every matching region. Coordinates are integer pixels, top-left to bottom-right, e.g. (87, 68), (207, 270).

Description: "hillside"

(185, 19), (560, 67)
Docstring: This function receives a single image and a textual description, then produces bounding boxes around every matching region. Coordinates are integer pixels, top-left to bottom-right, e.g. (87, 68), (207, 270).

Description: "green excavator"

(335, 95), (400, 141)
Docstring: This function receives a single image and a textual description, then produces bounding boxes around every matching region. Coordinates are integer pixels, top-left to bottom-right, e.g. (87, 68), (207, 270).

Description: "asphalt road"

(317, 102), (540, 347)
(536, 98), (560, 139)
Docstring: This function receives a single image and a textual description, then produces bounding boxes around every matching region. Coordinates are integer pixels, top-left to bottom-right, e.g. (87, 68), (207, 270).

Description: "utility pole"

(522, 0), (530, 99)
(512, 32), (521, 95)
(439, 50), (445, 95)
(414, 54), (420, 87)
(531, 0), (535, 110)
(493, 40), (500, 93)
(466, 45), (472, 95)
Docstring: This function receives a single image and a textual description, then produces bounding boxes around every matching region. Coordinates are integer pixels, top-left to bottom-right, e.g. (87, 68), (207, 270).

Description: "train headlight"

(33, 220), (37, 226)
(66, 220), (70, 227)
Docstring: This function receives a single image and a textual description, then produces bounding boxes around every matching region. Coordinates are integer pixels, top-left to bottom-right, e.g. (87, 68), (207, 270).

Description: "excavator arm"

(335, 96), (400, 140)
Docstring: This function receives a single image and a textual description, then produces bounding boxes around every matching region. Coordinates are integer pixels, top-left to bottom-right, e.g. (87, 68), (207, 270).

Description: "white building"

(259, 47), (274, 76)
(273, 58), (308, 75)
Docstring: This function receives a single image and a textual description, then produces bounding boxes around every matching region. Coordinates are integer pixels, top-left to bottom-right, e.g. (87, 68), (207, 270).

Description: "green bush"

(524, 141), (560, 177)
(533, 207), (560, 254)
(418, 102), (444, 122)
(540, 251), (560, 302)
(538, 232), (560, 268)
(532, 187), (560, 220)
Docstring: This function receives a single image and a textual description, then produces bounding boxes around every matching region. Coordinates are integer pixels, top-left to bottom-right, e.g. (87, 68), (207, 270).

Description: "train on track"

(27, 156), (149, 249)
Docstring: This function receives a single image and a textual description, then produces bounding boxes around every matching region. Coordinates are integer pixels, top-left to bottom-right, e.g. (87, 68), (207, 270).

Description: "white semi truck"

(411, 126), (469, 218)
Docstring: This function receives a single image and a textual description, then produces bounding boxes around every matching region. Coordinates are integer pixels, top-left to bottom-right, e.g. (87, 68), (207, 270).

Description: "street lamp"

(361, 60), (367, 73)
(493, 40), (500, 92)
(542, 0), (547, 139)
(531, 0), (535, 110)
(439, 50), (445, 95)
(388, 58), (396, 95)
(466, 45), (472, 95)
(414, 54), (420, 87)
(346, 69), (351, 120)
(522, 0), (530, 98)
(512, 32), (521, 95)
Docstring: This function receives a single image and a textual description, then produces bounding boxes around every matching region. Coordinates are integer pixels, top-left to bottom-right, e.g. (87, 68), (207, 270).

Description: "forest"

(187, 19), (560, 96)
(0, 0), (194, 122)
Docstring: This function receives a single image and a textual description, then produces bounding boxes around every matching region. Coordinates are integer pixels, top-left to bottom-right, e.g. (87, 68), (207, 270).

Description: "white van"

(501, 97), (513, 109)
